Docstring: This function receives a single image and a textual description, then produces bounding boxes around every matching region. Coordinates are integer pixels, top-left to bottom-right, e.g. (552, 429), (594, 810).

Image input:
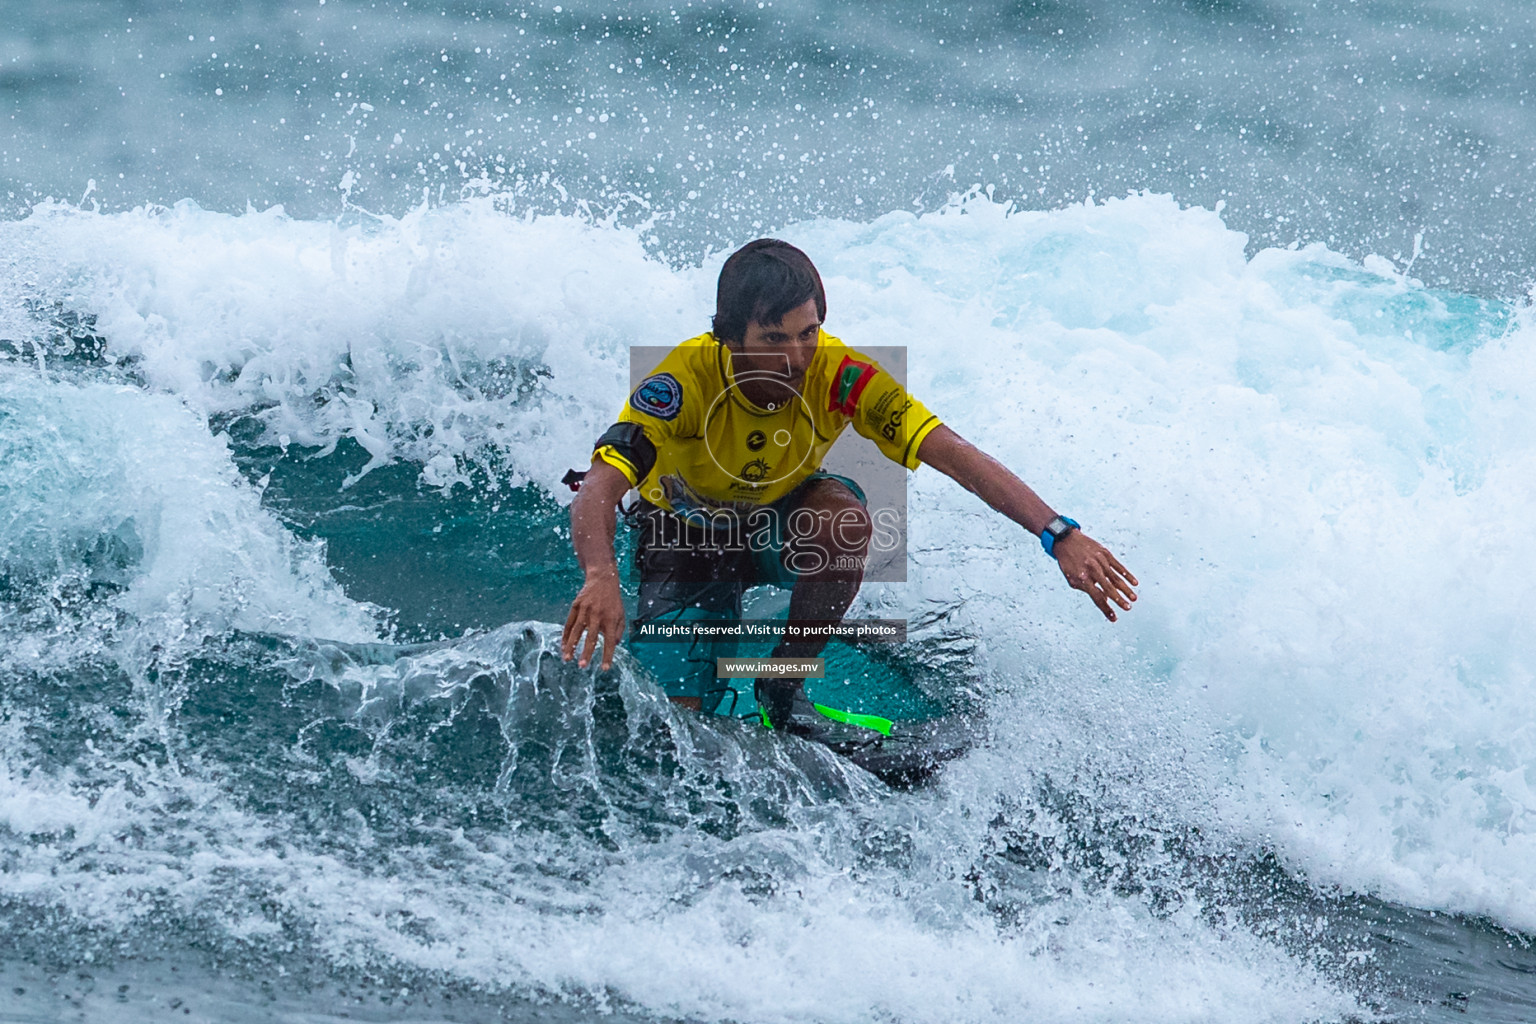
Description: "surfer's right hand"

(561, 568), (626, 670)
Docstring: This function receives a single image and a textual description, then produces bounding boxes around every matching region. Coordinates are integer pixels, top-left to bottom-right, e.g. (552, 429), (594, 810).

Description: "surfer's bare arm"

(915, 424), (1138, 622)
(561, 459), (631, 669)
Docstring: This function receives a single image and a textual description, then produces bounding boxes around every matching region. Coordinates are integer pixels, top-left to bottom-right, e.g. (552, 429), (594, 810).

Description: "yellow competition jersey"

(596, 330), (942, 515)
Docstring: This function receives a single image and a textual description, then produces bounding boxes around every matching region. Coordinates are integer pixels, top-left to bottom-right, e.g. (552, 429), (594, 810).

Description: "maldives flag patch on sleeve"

(828, 355), (876, 415)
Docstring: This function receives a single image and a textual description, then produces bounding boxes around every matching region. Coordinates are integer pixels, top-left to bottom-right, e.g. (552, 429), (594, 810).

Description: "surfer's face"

(730, 298), (821, 407)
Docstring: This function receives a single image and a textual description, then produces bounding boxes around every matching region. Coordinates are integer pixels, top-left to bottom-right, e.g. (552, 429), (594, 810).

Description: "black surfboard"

(813, 714), (981, 788)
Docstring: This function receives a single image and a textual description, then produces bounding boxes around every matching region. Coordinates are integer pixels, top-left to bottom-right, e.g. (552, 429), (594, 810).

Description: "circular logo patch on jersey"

(630, 372), (682, 420)
(740, 458), (770, 482)
(746, 429), (767, 452)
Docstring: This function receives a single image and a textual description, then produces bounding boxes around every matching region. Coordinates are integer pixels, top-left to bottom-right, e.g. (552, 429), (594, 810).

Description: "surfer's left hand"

(1054, 533), (1138, 622)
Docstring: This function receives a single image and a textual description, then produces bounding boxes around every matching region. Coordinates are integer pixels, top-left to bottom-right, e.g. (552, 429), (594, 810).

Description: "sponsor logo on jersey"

(630, 372), (683, 420)
(828, 355), (876, 416)
(740, 458), (771, 482)
(746, 429), (767, 451)
(865, 386), (899, 429)
(880, 399), (913, 442)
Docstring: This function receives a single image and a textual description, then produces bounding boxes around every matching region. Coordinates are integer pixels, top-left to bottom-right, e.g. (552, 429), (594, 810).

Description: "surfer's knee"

(796, 480), (870, 549)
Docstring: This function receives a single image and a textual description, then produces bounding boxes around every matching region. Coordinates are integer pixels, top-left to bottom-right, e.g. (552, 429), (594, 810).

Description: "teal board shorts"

(628, 471), (866, 714)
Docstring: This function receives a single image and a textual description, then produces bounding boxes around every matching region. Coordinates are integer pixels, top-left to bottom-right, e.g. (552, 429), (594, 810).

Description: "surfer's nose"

(786, 348), (813, 380)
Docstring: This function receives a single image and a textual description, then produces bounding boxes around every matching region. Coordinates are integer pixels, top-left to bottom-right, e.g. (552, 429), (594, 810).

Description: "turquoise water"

(4, 3), (1536, 1023)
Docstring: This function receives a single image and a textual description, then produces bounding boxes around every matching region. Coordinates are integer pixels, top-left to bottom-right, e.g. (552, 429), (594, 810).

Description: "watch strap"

(1040, 516), (1080, 559)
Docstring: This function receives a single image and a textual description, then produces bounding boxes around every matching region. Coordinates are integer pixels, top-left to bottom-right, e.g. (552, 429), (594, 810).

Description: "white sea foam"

(2, 192), (1530, 1017)
(0, 369), (380, 651)
(787, 194), (1536, 931)
(0, 620), (1364, 1024)
(2, 197), (698, 492)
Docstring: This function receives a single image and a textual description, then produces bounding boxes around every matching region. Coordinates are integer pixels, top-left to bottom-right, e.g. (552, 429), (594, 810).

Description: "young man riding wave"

(562, 239), (1137, 746)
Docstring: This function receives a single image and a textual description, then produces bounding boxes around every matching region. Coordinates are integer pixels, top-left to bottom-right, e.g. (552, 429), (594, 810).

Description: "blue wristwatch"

(1040, 516), (1079, 559)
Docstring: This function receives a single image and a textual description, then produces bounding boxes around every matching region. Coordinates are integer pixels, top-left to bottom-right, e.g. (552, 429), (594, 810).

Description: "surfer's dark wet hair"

(712, 238), (827, 344)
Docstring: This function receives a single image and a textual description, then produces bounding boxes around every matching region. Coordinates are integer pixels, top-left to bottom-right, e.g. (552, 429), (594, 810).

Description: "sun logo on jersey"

(630, 372), (683, 420)
(739, 458), (771, 482)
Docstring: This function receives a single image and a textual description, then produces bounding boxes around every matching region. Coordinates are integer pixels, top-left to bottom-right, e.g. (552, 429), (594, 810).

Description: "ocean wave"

(2, 191), (1532, 1019)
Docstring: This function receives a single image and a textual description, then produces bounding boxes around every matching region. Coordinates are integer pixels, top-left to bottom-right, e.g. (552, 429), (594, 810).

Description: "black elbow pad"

(593, 422), (658, 481)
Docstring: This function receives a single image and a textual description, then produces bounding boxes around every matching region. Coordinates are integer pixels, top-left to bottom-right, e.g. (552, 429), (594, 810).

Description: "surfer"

(561, 239), (1137, 744)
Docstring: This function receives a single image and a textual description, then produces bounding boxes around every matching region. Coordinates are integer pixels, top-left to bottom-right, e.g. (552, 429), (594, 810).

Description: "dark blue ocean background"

(6, 0), (1536, 297)
(3, 2), (1536, 1022)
